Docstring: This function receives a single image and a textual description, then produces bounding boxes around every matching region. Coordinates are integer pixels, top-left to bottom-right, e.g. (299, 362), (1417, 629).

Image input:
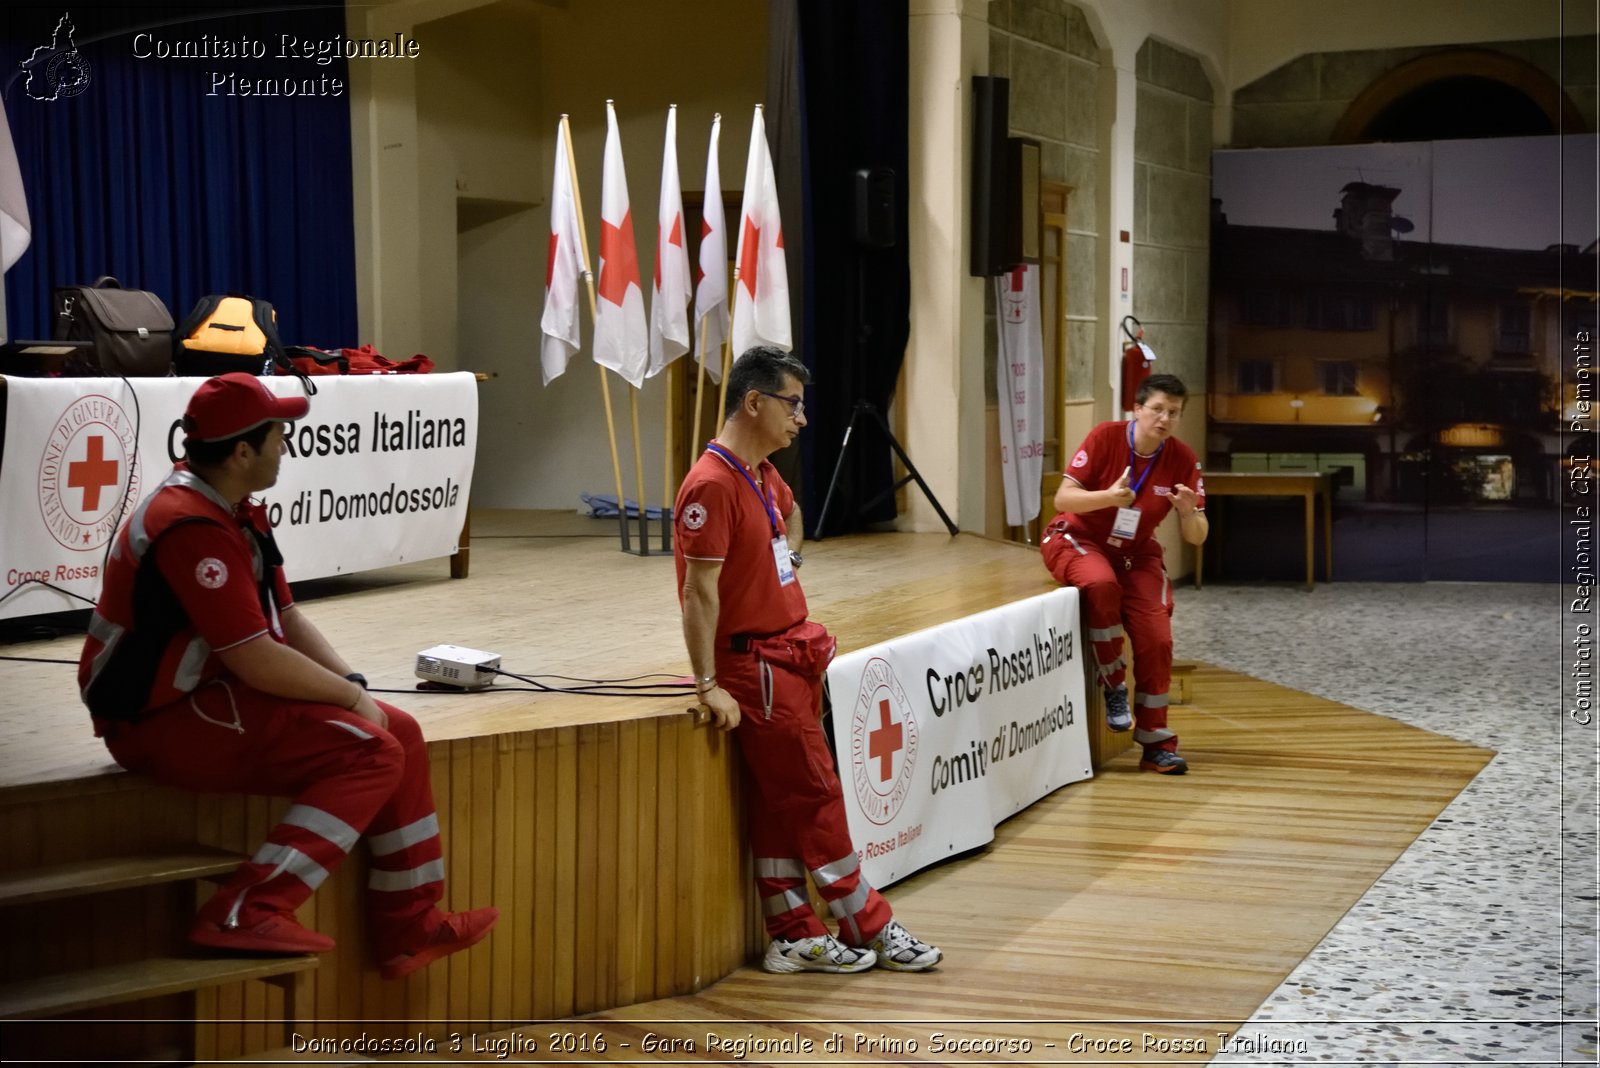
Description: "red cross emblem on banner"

(67, 435), (119, 512)
(868, 698), (904, 783)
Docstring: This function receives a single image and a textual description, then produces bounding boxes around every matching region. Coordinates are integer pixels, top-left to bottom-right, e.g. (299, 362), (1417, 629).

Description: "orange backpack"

(174, 294), (290, 377)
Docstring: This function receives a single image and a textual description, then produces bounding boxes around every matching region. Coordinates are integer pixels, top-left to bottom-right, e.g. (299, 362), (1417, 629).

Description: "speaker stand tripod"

(814, 399), (958, 538)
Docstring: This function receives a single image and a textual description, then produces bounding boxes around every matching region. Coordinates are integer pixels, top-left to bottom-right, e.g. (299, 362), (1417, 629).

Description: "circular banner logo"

(38, 394), (141, 551)
(849, 656), (919, 826)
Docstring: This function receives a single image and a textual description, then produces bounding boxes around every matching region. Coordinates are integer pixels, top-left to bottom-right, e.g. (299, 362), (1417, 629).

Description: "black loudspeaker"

(970, 75), (1009, 277)
(1007, 136), (1042, 265)
(854, 166), (897, 248)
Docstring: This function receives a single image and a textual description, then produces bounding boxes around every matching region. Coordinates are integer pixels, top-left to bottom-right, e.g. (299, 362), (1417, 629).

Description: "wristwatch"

(345, 672), (368, 689)
(789, 550), (803, 570)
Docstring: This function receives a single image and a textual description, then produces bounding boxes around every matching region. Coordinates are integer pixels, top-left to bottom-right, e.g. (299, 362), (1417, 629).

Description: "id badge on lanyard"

(772, 534), (795, 586)
(1111, 506), (1141, 540)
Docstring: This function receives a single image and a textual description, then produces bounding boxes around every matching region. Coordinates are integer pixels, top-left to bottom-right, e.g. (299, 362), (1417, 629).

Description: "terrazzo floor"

(1168, 582), (1595, 1065)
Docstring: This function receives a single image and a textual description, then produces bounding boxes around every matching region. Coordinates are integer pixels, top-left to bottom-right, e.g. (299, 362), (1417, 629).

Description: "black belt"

(725, 631), (779, 653)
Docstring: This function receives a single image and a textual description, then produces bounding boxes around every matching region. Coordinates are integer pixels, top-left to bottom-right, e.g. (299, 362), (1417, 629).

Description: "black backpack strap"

(249, 298), (317, 395)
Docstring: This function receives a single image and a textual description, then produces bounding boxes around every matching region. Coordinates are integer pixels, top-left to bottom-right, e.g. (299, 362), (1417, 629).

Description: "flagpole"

(720, 256), (738, 421)
(662, 360), (675, 544)
(718, 329), (733, 418)
(691, 315), (710, 445)
(561, 114), (630, 544)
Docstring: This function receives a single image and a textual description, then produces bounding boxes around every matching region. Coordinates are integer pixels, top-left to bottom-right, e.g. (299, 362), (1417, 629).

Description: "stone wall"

(987, 0), (1103, 402)
(1232, 36), (1599, 148)
(1132, 38), (1212, 393)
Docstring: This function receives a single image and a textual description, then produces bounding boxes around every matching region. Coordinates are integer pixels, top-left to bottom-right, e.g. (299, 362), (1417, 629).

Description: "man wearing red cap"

(78, 373), (497, 976)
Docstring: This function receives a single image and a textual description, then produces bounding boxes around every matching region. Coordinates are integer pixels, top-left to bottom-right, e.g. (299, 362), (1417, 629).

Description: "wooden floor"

(0, 512), (1494, 1065)
(429, 663), (1494, 1066)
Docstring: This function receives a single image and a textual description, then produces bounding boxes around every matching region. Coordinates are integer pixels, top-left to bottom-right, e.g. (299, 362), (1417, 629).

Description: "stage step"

(0, 847), (244, 907)
(0, 953), (317, 1019)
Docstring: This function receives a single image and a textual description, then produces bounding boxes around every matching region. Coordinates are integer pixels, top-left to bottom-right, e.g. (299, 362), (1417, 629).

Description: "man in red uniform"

(1041, 373), (1208, 774)
(674, 347), (942, 974)
(78, 373), (497, 975)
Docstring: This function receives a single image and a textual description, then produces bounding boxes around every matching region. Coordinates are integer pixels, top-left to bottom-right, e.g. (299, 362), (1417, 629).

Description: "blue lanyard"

(705, 442), (780, 537)
(1125, 421), (1165, 499)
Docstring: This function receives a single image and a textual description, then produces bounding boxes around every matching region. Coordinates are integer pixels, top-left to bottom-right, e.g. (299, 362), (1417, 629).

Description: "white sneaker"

(762, 933), (877, 974)
(861, 919), (942, 972)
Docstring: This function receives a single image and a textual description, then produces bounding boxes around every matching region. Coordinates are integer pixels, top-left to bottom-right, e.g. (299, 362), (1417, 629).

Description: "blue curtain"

(2, 3), (357, 347)
(768, 0), (909, 532)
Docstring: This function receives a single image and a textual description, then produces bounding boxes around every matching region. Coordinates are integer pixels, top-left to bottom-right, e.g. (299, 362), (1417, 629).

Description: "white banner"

(826, 588), (1091, 889)
(995, 265), (1045, 527)
(0, 373), (478, 620)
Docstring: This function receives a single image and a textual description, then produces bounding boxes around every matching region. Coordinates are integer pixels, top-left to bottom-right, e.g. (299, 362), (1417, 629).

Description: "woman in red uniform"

(1040, 374), (1208, 773)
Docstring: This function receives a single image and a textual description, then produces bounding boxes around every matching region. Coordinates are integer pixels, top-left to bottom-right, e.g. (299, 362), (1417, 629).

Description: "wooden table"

(1195, 471), (1332, 591)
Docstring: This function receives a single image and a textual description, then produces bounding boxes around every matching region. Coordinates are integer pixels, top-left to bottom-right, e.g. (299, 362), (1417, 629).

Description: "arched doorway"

(1332, 48), (1586, 143)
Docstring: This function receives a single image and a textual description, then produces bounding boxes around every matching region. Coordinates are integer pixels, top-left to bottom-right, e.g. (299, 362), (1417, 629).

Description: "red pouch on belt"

(749, 620), (837, 679)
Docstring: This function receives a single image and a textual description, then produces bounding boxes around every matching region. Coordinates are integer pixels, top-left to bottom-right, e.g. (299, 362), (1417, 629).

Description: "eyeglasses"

(758, 390), (806, 418)
(1139, 404), (1183, 422)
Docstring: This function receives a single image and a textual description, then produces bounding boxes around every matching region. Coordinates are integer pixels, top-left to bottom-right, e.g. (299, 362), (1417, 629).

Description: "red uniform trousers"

(716, 621), (894, 945)
(105, 676), (446, 960)
(1041, 532), (1179, 751)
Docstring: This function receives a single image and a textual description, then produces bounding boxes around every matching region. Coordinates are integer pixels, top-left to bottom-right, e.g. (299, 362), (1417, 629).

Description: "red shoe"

(190, 912), (335, 954)
(379, 906), (499, 980)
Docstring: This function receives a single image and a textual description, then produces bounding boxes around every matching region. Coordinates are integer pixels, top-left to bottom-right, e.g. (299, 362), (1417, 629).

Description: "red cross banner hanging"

(824, 588), (1091, 889)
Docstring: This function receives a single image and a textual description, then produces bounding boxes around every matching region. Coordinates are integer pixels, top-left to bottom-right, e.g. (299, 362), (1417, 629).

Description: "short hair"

(724, 346), (811, 419)
(183, 420), (275, 469)
(1135, 373), (1188, 407)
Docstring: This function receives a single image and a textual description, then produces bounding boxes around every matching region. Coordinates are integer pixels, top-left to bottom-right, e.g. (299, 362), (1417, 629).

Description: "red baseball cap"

(184, 373), (309, 442)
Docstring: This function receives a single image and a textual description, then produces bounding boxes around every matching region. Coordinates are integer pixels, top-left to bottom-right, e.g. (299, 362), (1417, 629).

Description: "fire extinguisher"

(1120, 315), (1156, 413)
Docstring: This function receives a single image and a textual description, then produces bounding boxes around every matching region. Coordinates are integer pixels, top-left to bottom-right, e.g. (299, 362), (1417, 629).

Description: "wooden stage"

(0, 511), (1070, 790)
(0, 512), (1493, 1064)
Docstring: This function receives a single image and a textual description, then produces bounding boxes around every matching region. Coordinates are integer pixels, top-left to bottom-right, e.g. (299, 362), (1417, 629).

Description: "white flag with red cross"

(695, 114), (729, 383)
(594, 101), (649, 388)
(731, 106), (791, 356)
(647, 106), (692, 379)
(539, 118), (585, 385)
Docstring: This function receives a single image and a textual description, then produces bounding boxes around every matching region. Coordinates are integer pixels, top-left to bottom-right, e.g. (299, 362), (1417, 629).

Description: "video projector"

(414, 644), (501, 691)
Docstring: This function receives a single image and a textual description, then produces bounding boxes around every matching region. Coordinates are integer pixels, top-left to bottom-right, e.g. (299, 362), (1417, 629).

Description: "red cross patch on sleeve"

(194, 557), (228, 589)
